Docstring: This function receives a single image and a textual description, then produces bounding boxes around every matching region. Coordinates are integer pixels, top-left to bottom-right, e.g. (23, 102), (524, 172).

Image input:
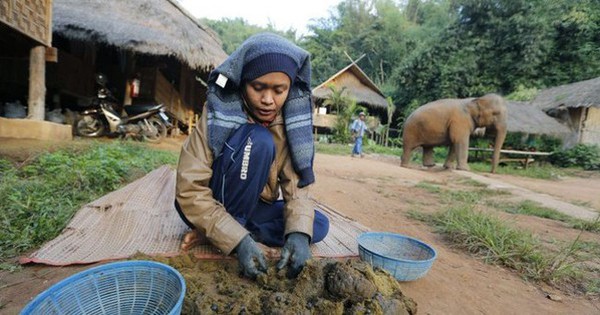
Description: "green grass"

(571, 219), (600, 233)
(412, 206), (594, 286)
(314, 142), (351, 156)
(0, 140), (178, 261)
(314, 142), (403, 157)
(407, 183), (599, 293)
(414, 181), (442, 193)
(489, 200), (600, 233)
(492, 200), (575, 222)
(470, 162), (567, 180)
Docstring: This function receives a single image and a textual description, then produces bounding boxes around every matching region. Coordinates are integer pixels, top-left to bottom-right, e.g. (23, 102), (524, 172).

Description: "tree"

(323, 86), (353, 142)
(540, 0), (600, 86)
(384, 97), (396, 147)
(202, 17), (297, 54)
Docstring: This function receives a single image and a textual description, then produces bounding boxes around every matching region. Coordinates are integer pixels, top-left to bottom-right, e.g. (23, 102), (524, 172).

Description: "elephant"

(401, 93), (507, 173)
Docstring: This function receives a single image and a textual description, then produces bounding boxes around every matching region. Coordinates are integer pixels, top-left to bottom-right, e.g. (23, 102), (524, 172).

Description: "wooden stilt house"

(311, 62), (389, 138)
(49, 0), (228, 129)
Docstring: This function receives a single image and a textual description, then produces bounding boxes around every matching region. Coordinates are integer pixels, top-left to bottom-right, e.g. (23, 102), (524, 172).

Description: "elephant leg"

(449, 127), (471, 171)
(401, 144), (415, 167)
(455, 141), (470, 170)
(422, 146), (435, 167)
(444, 145), (456, 169)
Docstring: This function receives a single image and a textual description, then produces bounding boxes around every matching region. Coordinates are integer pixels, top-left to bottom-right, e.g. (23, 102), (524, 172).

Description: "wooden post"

(28, 46), (46, 120)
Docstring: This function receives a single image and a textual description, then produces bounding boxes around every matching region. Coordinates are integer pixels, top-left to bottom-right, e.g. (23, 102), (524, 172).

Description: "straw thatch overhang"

(312, 63), (388, 109)
(530, 77), (600, 110)
(506, 101), (569, 135)
(529, 77), (600, 146)
(52, 0), (228, 70)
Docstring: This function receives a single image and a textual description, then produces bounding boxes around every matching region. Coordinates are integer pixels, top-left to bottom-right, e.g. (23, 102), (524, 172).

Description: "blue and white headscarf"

(205, 33), (315, 187)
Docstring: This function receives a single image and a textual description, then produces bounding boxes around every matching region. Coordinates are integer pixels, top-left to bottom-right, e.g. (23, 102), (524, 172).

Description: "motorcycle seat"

(124, 104), (162, 116)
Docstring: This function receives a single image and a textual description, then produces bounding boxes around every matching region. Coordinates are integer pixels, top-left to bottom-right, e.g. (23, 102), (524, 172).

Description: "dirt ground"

(1, 136), (599, 314)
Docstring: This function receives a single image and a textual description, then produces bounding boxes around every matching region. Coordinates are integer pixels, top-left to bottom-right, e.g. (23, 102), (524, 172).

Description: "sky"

(177, 0), (342, 36)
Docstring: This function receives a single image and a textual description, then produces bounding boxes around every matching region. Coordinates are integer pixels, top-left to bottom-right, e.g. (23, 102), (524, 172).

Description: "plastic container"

(21, 260), (186, 315)
(358, 232), (437, 281)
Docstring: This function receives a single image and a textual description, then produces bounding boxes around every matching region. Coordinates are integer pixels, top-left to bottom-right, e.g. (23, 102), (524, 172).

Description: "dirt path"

(1, 139), (599, 314)
(312, 154), (600, 315)
(455, 170), (599, 220)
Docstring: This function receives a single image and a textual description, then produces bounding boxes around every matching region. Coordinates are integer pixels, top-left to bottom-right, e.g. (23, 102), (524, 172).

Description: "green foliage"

(0, 141), (177, 261)
(549, 144), (600, 170)
(202, 17), (297, 54)
(540, 0), (600, 85)
(296, 0), (600, 124)
(506, 85), (539, 101)
(322, 86), (367, 143)
(501, 132), (562, 152)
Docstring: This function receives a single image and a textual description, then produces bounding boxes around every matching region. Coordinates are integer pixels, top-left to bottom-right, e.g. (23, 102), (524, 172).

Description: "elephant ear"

(468, 97), (483, 127)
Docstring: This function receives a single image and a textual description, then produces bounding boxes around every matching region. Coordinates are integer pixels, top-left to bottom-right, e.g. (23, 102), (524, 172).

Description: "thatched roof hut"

(312, 63), (388, 110)
(506, 101), (569, 135)
(530, 77), (600, 110)
(52, 0), (228, 70)
(530, 77), (600, 146)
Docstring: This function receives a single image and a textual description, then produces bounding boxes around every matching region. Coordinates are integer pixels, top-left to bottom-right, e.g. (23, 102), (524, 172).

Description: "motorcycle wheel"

(75, 114), (106, 137)
(141, 117), (167, 143)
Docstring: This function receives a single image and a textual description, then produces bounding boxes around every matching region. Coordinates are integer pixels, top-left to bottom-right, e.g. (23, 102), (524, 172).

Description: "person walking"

(351, 111), (368, 157)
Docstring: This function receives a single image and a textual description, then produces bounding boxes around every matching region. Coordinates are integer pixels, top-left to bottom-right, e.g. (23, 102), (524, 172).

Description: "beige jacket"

(175, 110), (315, 255)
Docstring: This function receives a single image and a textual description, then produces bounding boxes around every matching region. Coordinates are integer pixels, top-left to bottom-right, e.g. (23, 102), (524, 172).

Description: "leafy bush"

(0, 141), (177, 260)
(497, 132), (562, 152)
(550, 144), (600, 170)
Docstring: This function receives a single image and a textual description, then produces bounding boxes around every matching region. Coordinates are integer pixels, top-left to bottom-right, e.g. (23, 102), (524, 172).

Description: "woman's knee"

(312, 210), (330, 243)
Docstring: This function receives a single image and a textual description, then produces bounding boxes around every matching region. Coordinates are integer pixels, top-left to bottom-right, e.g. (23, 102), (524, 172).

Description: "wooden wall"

(581, 107), (600, 145)
(0, 0), (52, 46)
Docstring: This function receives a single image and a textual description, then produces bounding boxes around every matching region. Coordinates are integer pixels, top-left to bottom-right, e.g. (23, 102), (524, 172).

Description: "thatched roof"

(530, 77), (600, 110)
(52, 0), (228, 70)
(506, 101), (570, 135)
(312, 63), (388, 109)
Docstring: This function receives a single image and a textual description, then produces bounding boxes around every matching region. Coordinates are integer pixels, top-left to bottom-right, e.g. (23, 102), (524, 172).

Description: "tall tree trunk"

(28, 46), (46, 120)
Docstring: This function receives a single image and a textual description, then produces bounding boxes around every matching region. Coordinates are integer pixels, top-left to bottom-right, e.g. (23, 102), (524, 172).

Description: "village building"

(530, 77), (600, 147)
(312, 62), (390, 140)
(506, 100), (570, 141)
(0, 0), (62, 139)
(0, 0), (227, 140)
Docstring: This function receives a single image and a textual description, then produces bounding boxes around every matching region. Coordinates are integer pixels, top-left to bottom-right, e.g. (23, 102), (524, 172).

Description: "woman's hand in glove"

(235, 235), (267, 279)
(276, 232), (311, 278)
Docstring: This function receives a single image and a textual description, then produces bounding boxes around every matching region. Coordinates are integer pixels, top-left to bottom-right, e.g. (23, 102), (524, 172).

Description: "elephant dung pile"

(148, 254), (417, 314)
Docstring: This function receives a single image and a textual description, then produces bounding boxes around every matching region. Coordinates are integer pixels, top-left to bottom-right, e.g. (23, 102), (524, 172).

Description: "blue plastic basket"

(21, 260), (186, 315)
(358, 232), (437, 281)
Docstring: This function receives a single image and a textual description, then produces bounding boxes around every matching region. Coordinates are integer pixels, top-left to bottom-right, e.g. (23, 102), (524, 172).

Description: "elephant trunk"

(491, 123), (507, 173)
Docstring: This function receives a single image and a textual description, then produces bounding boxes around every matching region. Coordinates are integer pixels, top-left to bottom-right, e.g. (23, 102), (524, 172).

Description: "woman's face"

(243, 72), (291, 123)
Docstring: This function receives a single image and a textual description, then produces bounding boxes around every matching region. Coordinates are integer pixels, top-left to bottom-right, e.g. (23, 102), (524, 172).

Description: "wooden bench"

(469, 148), (553, 169)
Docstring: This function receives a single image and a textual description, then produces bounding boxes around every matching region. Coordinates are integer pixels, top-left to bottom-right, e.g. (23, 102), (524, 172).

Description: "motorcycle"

(75, 74), (171, 143)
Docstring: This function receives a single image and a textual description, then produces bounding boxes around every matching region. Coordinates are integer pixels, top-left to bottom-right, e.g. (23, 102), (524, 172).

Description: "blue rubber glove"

(234, 235), (267, 279)
(276, 232), (311, 278)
